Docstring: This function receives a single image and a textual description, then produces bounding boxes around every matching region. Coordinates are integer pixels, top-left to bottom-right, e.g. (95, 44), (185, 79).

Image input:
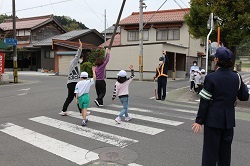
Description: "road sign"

(4, 38), (18, 46)
(0, 52), (5, 74)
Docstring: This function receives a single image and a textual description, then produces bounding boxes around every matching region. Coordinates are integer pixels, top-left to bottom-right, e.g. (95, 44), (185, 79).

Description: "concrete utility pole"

(139, 0), (144, 81)
(12, 0), (18, 83)
(206, 13), (214, 75)
(104, 9), (107, 47)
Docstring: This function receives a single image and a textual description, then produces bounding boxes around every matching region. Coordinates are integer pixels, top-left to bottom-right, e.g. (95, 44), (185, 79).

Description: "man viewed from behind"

(192, 47), (249, 166)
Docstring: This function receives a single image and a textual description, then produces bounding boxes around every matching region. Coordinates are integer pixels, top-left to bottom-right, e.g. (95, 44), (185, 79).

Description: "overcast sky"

(0, 0), (190, 32)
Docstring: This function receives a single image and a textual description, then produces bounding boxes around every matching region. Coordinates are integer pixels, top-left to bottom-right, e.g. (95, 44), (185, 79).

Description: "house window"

(128, 30), (149, 41)
(44, 51), (54, 59)
(156, 29), (180, 40)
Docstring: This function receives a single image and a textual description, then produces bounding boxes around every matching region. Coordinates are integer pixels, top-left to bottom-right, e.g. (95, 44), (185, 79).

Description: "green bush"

(80, 62), (93, 77)
(80, 48), (105, 78)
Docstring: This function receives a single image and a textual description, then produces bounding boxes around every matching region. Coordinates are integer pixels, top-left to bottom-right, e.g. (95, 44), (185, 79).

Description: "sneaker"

(82, 120), (87, 126)
(85, 119), (88, 123)
(94, 100), (100, 107)
(125, 116), (132, 122)
(115, 117), (121, 124)
(59, 111), (68, 116)
(99, 104), (104, 107)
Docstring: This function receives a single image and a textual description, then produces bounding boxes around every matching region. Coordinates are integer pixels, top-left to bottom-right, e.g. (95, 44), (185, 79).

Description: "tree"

(184, 0), (250, 59)
(54, 16), (88, 31)
(0, 14), (13, 23)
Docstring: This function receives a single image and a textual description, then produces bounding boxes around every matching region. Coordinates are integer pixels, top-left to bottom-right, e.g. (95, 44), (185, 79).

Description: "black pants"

(157, 77), (167, 100)
(95, 80), (106, 105)
(202, 126), (234, 166)
(190, 81), (195, 90)
(62, 82), (81, 113)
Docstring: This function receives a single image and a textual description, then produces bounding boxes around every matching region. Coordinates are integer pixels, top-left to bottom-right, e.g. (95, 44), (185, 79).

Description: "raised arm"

(92, 66), (96, 80)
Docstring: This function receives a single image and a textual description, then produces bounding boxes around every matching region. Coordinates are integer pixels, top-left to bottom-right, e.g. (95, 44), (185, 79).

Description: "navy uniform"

(195, 47), (240, 166)
(155, 52), (168, 100)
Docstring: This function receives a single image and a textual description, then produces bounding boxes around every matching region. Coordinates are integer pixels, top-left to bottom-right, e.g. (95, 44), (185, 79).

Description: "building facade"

(104, 8), (206, 79)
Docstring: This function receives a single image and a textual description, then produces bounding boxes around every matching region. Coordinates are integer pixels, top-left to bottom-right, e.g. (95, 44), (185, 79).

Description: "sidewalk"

(165, 86), (250, 110)
(5, 71), (55, 76)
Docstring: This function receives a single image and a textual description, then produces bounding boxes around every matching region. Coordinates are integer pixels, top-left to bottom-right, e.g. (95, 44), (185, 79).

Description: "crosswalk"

(0, 104), (196, 166)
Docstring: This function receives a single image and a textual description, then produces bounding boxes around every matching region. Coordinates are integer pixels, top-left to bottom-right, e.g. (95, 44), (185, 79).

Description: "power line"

(82, 0), (103, 23)
(49, 0), (56, 15)
(142, 0), (168, 29)
(0, 0), (72, 15)
(179, 0), (189, 8)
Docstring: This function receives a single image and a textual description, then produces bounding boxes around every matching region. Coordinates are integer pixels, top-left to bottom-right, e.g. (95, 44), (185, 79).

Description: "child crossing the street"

(75, 66), (96, 126)
(112, 65), (135, 124)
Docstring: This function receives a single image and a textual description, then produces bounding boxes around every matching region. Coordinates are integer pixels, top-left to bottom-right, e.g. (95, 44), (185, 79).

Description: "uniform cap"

(80, 72), (88, 78)
(201, 69), (205, 72)
(117, 70), (127, 77)
(159, 57), (164, 61)
(214, 47), (233, 61)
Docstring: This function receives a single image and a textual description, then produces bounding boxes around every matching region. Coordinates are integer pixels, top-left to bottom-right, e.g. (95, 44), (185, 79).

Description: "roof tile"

(0, 15), (52, 30)
(119, 8), (189, 25)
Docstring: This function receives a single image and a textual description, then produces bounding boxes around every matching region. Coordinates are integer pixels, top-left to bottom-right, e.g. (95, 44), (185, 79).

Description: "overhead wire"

(142, 0), (168, 29)
(82, 0), (103, 23)
(0, 0), (72, 15)
(49, 0), (56, 15)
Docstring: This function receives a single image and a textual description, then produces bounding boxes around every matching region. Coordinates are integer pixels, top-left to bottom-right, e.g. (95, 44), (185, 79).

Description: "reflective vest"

(156, 63), (168, 78)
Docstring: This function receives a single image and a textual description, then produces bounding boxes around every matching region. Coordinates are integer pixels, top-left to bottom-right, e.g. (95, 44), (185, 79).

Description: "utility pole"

(139, 0), (144, 81)
(206, 13), (213, 75)
(12, 0), (18, 83)
(104, 9), (107, 47)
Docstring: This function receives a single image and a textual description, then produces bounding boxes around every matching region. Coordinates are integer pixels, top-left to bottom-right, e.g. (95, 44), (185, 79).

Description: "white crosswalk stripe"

(0, 104), (196, 166)
(110, 104), (197, 114)
(69, 112), (165, 135)
(0, 123), (99, 165)
(88, 107), (184, 126)
(30, 116), (138, 148)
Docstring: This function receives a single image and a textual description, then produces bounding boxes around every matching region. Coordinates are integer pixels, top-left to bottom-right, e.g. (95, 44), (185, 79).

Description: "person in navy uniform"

(154, 50), (169, 100)
(192, 47), (248, 166)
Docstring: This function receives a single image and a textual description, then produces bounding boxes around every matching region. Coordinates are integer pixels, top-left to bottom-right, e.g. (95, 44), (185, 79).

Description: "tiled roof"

(0, 15), (53, 30)
(119, 8), (189, 25)
(26, 29), (93, 47)
(52, 39), (101, 50)
(101, 26), (120, 34)
(99, 34), (121, 48)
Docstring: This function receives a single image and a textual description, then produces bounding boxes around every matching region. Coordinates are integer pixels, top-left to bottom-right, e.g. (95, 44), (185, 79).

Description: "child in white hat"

(112, 65), (135, 124)
(75, 66), (96, 126)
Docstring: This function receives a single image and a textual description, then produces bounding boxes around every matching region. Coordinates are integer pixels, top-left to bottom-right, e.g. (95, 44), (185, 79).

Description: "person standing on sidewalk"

(190, 60), (199, 74)
(59, 40), (83, 116)
(75, 67), (96, 126)
(112, 65), (135, 124)
(94, 48), (111, 107)
(192, 47), (249, 166)
(154, 50), (169, 101)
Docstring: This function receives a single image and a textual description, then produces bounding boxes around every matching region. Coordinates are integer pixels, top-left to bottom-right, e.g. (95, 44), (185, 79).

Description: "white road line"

(88, 108), (184, 126)
(110, 104), (151, 113)
(110, 104), (197, 114)
(69, 112), (164, 135)
(128, 163), (143, 166)
(30, 116), (138, 148)
(17, 93), (27, 96)
(17, 88), (30, 91)
(0, 123), (99, 165)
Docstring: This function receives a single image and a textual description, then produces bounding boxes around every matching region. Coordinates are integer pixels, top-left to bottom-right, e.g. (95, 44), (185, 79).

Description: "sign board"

(209, 42), (219, 56)
(4, 38), (18, 46)
(0, 52), (5, 74)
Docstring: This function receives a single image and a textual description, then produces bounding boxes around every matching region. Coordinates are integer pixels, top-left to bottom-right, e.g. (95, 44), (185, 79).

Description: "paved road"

(0, 72), (250, 166)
